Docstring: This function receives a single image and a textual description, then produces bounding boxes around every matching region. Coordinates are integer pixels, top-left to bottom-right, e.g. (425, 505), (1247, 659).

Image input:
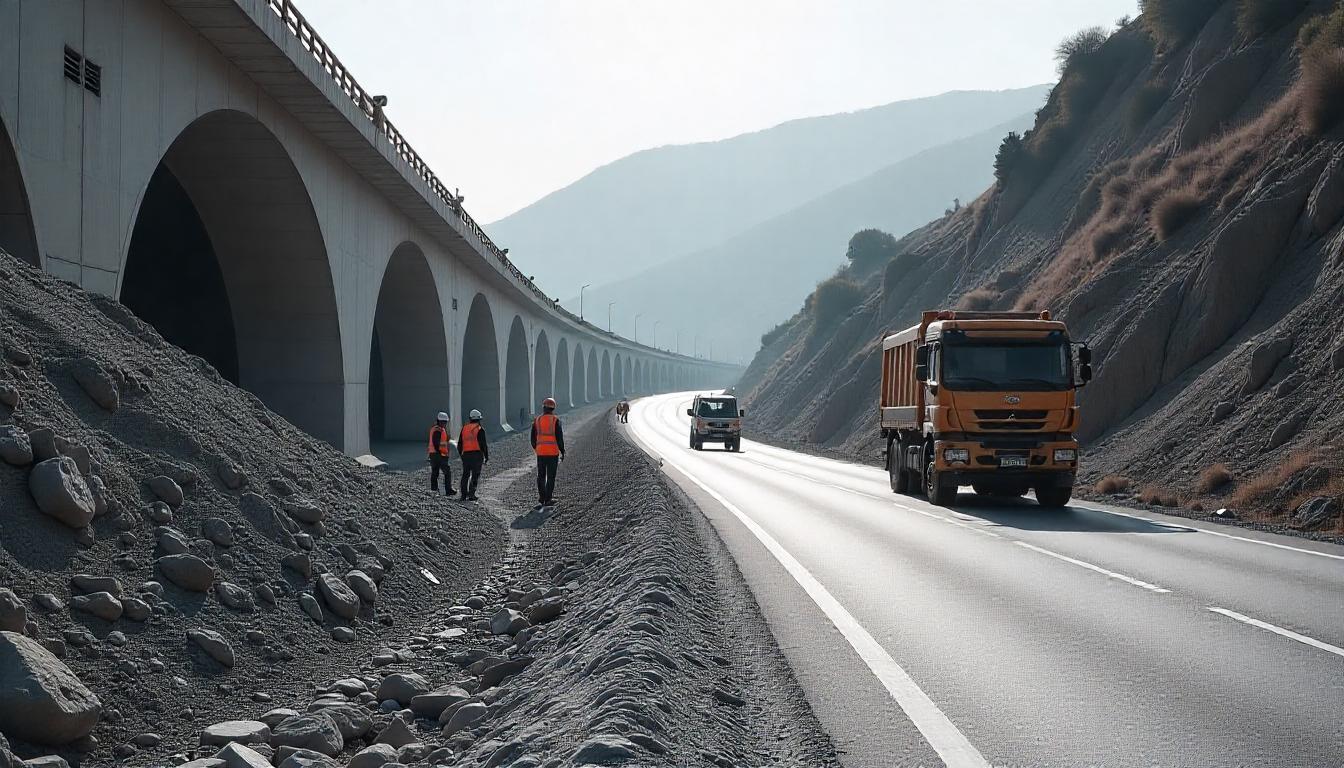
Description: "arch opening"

(601, 350), (611, 399)
(534, 329), (553, 414)
(614, 353), (624, 396)
(368, 243), (448, 443)
(554, 338), (571, 410)
(121, 110), (344, 447)
(505, 317), (531, 430)
(587, 348), (599, 402)
(573, 343), (588, 404)
(0, 115), (39, 267)
(461, 293), (501, 430)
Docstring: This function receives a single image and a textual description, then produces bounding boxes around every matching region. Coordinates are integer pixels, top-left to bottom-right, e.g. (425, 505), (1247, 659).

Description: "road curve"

(626, 392), (1344, 768)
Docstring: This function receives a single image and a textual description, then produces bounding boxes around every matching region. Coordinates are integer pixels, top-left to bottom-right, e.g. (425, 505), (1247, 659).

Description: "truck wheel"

(925, 459), (956, 506)
(889, 442), (909, 493)
(1035, 485), (1072, 508)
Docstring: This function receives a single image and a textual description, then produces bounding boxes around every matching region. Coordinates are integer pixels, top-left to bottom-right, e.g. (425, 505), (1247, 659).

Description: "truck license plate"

(1000, 456), (1027, 468)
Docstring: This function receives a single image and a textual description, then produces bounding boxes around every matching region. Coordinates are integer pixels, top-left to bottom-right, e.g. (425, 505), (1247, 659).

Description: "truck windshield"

(697, 399), (739, 417)
(941, 342), (1070, 391)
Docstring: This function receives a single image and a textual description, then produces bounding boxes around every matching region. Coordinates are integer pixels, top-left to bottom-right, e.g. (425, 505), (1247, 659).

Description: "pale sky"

(300, 1), (1140, 223)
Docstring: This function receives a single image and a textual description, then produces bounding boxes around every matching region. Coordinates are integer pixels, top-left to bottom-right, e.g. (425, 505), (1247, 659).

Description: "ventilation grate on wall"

(83, 60), (101, 97)
(63, 46), (82, 85)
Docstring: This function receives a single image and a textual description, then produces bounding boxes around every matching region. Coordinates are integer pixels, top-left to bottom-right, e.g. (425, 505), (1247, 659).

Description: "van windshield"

(941, 342), (1070, 391)
(697, 399), (739, 418)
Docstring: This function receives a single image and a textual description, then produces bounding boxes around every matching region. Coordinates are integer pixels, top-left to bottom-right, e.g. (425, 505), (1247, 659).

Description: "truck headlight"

(1053, 448), (1077, 462)
(943, 448), (970, 463)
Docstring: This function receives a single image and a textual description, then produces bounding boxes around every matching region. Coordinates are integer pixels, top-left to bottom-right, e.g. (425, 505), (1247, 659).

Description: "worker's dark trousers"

(461, 452), (484, 497)
(429, 454), (453, 494)
(536, 455), (559, 503)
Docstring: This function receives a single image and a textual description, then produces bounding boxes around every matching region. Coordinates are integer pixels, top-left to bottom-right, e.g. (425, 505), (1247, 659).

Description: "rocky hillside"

(742, 0), (1344, 535)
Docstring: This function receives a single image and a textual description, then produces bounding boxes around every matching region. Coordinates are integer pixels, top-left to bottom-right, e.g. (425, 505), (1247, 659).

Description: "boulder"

(157, 527), (192, 555)
(347, 743), (398, 768)
(121, 597), (150, 622)
(0, 590), (25, 633)
(259, 708), (301, 728)
(276, 752), (337, 768)
(330, 627), (356, 643)
(1211, 401), (1234, 422)
(212, 743), (270, 768)
(490, 608), (530, 636)
(0, 384), (17, 409)
(1267, 413), (1307, 449)
(317, 574), (359, 620)
(282, 499), (324, 524)
(158, 554), (216, 592)
(313, 704), (371, 741)
(372, 717), (416, 749)
(69, 592), (122, 622)
(27, 428), (58, 462)
(148, 475), (184, 506)
(375, 672), (431, 705)
(202, 518), (235, 547)
(1241, 337), (1293, 398)
(188, 629), (235, 667)
(70, 358), (119, 412)
(215, 582), (253, 612)
(571, 736), (638, 764)
(480, 657), (533, 689)
(409, 685), (470, 718)
(1293, 496), (1341, 530)
(345, 570), (377, 604)
(0, 425), (32, 466)
(298, 593), (323, 624)
(218, 463), (247, 490)
(86, 475), (109, 517)
(525, 597), (564, 624)
(70, 574), (122, 596)
(29, 457), (96, 528)
(0, 631), (102, 744)
(281, 552), (312, 579)
(441, 701), (487, 736)
(270, 713), (343, 757)
(146, 501), (174, 524)
(201, 720), (272, 747)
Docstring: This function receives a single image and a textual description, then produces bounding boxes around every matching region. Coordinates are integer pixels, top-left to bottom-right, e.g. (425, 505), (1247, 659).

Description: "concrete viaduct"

(0, 0), (740, 455)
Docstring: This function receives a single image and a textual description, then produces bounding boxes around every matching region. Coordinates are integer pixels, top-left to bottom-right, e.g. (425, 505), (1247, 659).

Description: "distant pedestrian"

(428, 411), (456, 496)
(617, 399), (630, 423)
(459, 409), (489, 501)
(531, 397), (565, 506)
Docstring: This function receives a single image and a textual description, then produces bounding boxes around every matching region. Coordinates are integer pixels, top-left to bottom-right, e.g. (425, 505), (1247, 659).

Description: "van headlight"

(1053, 448), (1078, 462)
(943, 448), (970, 463)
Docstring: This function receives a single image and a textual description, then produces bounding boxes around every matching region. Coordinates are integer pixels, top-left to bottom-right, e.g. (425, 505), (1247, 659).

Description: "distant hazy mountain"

(577, 113), (1038, 362)
(490, 86), (1051, 299)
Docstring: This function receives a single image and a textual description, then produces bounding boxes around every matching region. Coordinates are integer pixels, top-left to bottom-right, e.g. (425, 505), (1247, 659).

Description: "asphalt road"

(626, 392), (1344, 768)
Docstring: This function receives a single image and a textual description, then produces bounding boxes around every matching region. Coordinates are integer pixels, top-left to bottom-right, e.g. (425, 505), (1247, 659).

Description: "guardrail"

(261, 0), (737, 366)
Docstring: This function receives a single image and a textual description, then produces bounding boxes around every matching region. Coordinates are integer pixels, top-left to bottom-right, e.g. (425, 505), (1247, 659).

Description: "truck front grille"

(978, 421), (1047, 431)
(974, 409), (1048, 420)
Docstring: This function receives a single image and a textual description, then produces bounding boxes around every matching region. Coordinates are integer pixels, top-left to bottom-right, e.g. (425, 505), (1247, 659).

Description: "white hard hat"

(436, 411), (449, 422)
(469, 409), (482, 420)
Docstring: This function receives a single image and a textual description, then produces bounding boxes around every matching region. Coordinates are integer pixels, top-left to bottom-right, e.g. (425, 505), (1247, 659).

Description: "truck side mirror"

(915, 364), (928, 382)
(686, 408), (693, 417)
(1080, 364), (1093, 384)
(915, 344), (929, 382)
(1078, 345), (1092, 365)
(739, 409), (746, 417)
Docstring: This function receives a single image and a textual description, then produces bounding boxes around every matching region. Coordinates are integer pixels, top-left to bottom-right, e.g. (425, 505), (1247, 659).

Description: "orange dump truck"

(880, 310), (1092, 507)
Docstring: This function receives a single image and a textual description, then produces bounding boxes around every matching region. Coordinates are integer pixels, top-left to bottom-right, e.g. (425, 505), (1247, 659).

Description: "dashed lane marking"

(1207, 607), (1344, 659)
(1013, 541), (1171, 593)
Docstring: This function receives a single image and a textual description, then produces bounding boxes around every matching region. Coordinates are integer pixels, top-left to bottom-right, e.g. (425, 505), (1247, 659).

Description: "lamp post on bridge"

(608, 301), (616, 332)
(579, 284), (591, 322)
(634, 313), (642, 343)
(653, 320), (661, 350)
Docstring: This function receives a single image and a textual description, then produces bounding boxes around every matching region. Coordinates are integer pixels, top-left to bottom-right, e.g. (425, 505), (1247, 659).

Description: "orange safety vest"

(534, 413), (560, 457)
(460, 422), (482, 453)
(428, 424), (449, 456)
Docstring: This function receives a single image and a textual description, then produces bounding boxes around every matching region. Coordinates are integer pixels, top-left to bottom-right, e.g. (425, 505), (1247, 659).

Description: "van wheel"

(925, 458), (956, 506)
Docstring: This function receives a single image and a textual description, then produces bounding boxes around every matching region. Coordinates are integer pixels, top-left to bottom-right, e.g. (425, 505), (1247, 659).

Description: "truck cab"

(687, 393), (745, 452)
(880, 310), (1092, 507)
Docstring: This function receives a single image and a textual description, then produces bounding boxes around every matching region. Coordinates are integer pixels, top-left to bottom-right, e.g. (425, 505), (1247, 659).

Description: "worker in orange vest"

(428, 411), (456, 496)
(530, 397), (565, 506)
(458, 408), (489, 501)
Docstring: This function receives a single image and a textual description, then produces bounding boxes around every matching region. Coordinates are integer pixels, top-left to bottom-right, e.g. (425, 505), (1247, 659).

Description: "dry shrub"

(1237, 0), (1310, 40)
(1151, 189), (1204, 239)
(1140, 0), (1222, 48)
(957, 287), (999, 310)
(1127, 81), (1171, 132)
(1196, 462), (1234, 494)
(1095, 475), (1132, 494)
(1229, 449), (1321, 510)
(1298, 48), (1344, 135)
(1137, 486), (1181, 507)
(1019, 96), (1298, 311)
(811, 275), (865, 331)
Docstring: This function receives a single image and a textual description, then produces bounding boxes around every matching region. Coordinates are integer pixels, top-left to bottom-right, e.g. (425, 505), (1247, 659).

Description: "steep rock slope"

(575, 113), (1035, 361)
(490, 87), (1051, 299)
(743, 1), (1344, 533)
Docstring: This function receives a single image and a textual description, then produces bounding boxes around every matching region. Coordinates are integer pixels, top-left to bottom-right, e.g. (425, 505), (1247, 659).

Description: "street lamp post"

(607, 301), (616, 332)
(579, 284), (591, 321)
(634, 313), (642, 343)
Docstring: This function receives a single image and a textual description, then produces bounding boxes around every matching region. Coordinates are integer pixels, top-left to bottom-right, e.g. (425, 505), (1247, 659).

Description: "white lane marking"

(1013, 541), (1171, 593)
(629, 411), (990, 767)
(1094, 506), (1344, 561)
(1207, 607), (1344, 659)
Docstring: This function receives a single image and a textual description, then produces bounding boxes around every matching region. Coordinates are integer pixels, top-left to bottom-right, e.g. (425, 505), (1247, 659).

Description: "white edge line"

(627, 424), (990, 768)
(1014, 541), (1170, 593)
(1207, 607), (1344, 659)
(1082, 507), (1344, 562)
